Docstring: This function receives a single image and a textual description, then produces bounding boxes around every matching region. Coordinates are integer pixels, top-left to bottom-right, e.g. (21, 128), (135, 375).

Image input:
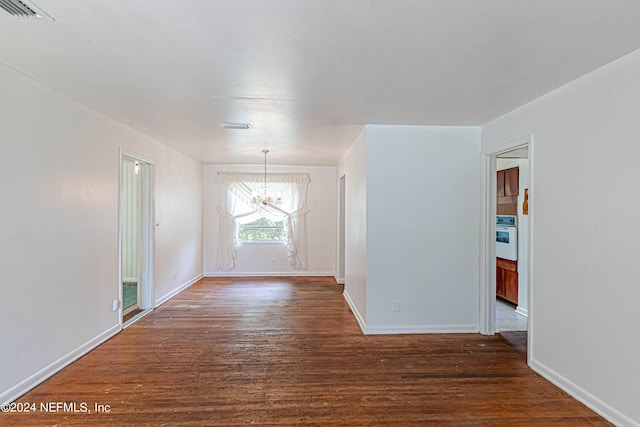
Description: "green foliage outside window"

(238, 217), (285, 241)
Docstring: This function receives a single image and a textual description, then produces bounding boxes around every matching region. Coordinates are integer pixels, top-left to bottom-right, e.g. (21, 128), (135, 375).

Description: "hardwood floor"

(1, 277), (610, 426)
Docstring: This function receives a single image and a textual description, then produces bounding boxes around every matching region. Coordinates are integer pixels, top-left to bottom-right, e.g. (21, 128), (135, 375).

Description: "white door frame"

(119, 149), (155, 327)
(479, 135), (534, 362)
(338, 174), (346, 284)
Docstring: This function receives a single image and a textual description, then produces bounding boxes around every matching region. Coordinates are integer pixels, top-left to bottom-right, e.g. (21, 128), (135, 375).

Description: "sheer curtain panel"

(215, 172), (311, 270)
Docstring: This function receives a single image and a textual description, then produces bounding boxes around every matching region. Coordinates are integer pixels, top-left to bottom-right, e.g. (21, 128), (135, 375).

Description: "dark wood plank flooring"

(1, 277), (610, 426)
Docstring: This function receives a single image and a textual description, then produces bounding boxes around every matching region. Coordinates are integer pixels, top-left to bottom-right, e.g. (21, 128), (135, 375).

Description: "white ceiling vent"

(0, 0), (54, 20)
(219, 123), (251, 130)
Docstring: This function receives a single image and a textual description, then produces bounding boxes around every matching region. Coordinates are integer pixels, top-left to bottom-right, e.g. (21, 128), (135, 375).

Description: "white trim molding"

(155, 274), (203, 307)
(342, 291), (366, 333)
(515, 306), (529, 318)
(479, 134), (533, 338)
(204, 271), (336, 278)
(342, 291), (478, 335)
(364, 324), (479, 335)
(0, 324), (120, 406)
(530, 358), (639, 427)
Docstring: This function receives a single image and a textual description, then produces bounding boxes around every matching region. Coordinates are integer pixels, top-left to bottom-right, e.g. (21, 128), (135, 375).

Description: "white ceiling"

(2, 1), (640, 165)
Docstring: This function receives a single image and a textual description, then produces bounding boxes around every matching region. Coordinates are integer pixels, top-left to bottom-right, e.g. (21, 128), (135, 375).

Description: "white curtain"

(215, 172), (311, 270)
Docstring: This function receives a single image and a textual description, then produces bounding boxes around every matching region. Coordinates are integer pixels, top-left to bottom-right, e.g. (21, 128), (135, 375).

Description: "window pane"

(238, 218), (285, 241)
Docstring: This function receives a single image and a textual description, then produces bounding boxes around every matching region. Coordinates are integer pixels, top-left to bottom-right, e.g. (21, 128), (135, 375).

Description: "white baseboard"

(155, 274), (203, 307)
(335, 275), (345, 284)
(204, 271), (335, 277)
(1, 324), (120, 406)
(364, 324), (479, 335)
(342, 290), (479, 335)
(515, 306), (528, 317)
(530, 357), (638, 427)
(342, 290), (366, 334)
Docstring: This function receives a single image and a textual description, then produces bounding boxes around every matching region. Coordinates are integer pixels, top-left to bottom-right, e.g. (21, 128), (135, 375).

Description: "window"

(237, 217), (285, 242)
(216, 172), (311, 270)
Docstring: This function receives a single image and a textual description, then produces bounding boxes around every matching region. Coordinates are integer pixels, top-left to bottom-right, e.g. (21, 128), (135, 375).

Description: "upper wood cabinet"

(504, 167), (519, 196)
(497, 166), (519, 215)
(497, 170), (505, 197)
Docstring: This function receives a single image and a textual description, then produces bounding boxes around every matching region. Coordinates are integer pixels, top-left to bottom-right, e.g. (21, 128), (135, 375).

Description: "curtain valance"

(218, 172), (310, 185)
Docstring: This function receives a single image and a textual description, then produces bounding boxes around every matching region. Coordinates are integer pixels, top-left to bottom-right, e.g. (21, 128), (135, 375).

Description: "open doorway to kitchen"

(120, 152), (154, 326)
(495, 148), (529, 333)
(480, 136), (532, 359)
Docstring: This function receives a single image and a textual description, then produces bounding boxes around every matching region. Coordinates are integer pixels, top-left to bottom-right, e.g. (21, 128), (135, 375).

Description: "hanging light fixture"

(252, 149), (282, 206)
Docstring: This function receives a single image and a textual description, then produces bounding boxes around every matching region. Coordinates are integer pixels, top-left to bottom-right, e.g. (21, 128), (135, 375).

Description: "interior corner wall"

(364, 125), (481, 333)
(337, 127), (367, 325)
(0, 64), (203, 405)
(202, 164), (336, 276)
(482, 49), (640, 426)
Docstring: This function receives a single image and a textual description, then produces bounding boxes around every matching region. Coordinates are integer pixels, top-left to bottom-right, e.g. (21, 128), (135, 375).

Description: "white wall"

(337, 128), (368, 325)
(203, 164), (336, 276)
(496, 158), (529, 314)
(151, 145), (203, 305)
(0, 64), (203, 404)
(482, 49), (640, 426)
(364, 125), (481, 333)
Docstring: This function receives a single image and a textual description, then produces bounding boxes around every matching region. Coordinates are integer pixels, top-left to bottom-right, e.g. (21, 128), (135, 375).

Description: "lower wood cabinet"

(496, 257), (518, 305)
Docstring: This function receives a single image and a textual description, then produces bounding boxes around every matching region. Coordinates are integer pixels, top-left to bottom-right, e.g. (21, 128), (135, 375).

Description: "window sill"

(238, 241), (286, 245)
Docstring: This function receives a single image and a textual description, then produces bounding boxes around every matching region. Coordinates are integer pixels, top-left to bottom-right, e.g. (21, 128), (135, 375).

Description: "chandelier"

(252, 149), (282, 206)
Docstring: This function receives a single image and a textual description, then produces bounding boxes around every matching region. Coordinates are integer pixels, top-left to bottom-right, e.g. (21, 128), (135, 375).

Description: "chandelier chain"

(252, 149), (282, 206)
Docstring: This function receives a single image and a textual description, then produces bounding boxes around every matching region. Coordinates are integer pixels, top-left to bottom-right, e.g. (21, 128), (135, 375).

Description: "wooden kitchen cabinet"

(497, 166), (519, 215)
(496, 257), (518, 305)
(497, 170), (505, 197)
(504, 167), (519, 197)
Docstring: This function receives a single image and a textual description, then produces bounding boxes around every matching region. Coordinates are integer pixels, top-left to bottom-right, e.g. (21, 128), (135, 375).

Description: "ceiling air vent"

(0, 0), (54, 20)
(219, 123), (251, 130)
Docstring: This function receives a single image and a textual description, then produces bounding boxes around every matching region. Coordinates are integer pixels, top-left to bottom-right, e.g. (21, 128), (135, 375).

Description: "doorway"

(120, 152), (154, 326)
(480, 135), (533, 359)
(338, 174), (346, 284)
(495, 149), (529, 332)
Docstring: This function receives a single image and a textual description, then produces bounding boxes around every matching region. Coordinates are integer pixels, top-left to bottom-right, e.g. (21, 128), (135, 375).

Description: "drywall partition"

(0, 63), (203, 404)
(482, 49), (640, 426)
(364, 125), (481, 333)
(152, 145), (203, 306)
(203, 164), (336, 276)
(337, 128), (368, 327)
